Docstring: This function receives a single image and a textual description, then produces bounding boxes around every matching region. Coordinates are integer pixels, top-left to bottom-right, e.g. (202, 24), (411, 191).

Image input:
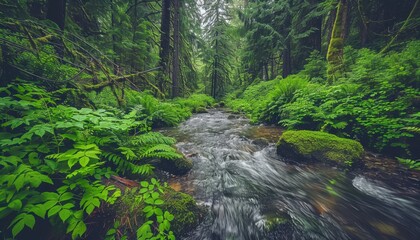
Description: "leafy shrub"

(229, 41), (420, 158)
(172, 93), (215, 112)
(91, 89), (215, 128)
(0, 83), (180, 239)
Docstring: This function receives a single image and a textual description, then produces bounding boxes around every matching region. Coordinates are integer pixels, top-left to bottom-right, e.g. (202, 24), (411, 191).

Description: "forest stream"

(161, 109), (420, 240)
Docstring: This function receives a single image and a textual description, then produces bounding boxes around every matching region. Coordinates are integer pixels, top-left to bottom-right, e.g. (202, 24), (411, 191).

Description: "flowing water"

(162, 110), (420, 240)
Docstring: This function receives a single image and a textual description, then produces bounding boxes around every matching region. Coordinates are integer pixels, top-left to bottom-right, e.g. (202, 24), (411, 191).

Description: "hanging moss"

(277, 130), (364, 167)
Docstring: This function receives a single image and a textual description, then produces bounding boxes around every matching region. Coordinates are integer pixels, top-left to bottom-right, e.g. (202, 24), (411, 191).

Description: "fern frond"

(138, 144), (182, 159)
(403, 126), (420, 134)
(131, 132), (176, 146)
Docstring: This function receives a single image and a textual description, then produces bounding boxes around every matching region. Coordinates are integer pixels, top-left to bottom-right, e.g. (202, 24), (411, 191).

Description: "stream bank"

(162, 109), (420, 240)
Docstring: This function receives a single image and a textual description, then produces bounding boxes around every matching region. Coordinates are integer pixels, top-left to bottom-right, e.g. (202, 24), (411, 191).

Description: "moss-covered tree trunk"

(326, 0), (349, 83)
(157, 0), (171, 97)
(172, 0), (180, 98)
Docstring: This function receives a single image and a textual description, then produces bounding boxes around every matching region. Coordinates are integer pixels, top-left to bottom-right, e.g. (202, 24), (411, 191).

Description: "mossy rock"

(263, 213), (293, 239)
(213, 101), (225, 108)
(114, 188), (204, 238)
(264, 215), (289, 232)
(158, 155), (193, 175)
(194, 107), (208, 113)
(277, 130), (364, 166)
(162, 188), (205, 236)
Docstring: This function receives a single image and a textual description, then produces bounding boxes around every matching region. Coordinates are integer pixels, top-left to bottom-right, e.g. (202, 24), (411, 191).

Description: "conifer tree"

(202, 0), (233, 98)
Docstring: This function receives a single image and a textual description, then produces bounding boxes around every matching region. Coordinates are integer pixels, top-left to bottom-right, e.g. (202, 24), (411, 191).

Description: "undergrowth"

(226, 41), (420, 159)
(0, 83), (190, 239)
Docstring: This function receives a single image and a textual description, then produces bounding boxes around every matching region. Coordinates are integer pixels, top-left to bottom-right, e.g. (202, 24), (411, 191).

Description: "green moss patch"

(161, 188), (205, 236)
(277, 130), (364, 166)
(158, 155), (193, 175)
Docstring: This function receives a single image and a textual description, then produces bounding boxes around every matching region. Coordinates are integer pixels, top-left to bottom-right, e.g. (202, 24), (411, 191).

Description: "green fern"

(138, 144), (182, 159)
(131, 132), (176, 146)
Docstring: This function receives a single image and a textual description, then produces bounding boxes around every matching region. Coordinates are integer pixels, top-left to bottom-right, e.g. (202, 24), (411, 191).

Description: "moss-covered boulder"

(161, 188), (205, 236)
(277, 130), (364, 166)
(113, 187), (204, 238)
(194, 107), (208, 113)
(158, 155), (193, 175)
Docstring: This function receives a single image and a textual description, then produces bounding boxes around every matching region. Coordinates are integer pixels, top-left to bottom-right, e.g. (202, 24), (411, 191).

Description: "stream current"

(162, 110), (420, 240)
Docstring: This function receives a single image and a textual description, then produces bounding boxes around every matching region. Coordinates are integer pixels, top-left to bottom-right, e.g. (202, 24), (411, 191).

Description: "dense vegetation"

(0, 0), (419, 239)
(227, 42), (420, 159)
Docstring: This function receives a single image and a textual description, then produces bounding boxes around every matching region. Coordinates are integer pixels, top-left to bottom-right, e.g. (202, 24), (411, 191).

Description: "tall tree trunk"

(46, 0), (66, 30)
(131, 0), (138, 72)
(172, 0), (181, 98)
(0, 45), (16, 86)
(212, 31), (219, 98)
(29, 0), (44, 19)
(282, 38), (292, 78)
(111, 0), (118, 74)
(158, 0), (171, 96)
(323, 7), (337, 56)
(282, 12), (292, 78)
(309, 0), (322, 52)
(270, 56), (275, 79)
(46, 0), (67, 58)
(312, 18), (322, 52)
(326, 0), (349, 83)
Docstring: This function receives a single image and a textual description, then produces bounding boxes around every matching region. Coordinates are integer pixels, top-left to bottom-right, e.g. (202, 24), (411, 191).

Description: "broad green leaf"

(85, 204), (95, 215)
(154, 208), (163, 216)
(140, 181), (149, 188)
(143, 206), (153, 213)
(72, 221), (87, 239)
(79, 156), (90, 167)
(23, 214), (35, 229)
(48, 205), (62, 217)
(68, 157), (79, 169)
(59, 192), (73, 202)
(30, 205), (47, 218)
(59, 209), (72, 222)
(28, 152), (41, 165)
(8, 199), (22, 211)
(12, 218), (25, 237)
(151, 192), (159, 199)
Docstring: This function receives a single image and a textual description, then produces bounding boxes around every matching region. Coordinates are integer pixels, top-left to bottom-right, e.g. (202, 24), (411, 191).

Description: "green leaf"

(31, 204), (47, 218)
(23, 214), (35, 229)
(143, 206), (153, 213)
(68, 157), (79, 169)
(48, 205), (62, 217)
(8, 199), (22, 211)
(59, 209), (72, 222)
(151, 178), (157, 185)
(151, 192), (159, 199)
(140, 181), (149, 188)
(166, 213), (174, 221)
(154, 199), (164, 205)
(59, 192), (73, 202)
(86, 205), (95, 215)
(12, 218), (25, 237)
(14, 175), (26, 191)
(154, 208), (163, 216)
(79, 156), (90, 167)
(28, 152), (41, 165)
(72, 221), (87, 239)
(139, 188), (148, 194)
